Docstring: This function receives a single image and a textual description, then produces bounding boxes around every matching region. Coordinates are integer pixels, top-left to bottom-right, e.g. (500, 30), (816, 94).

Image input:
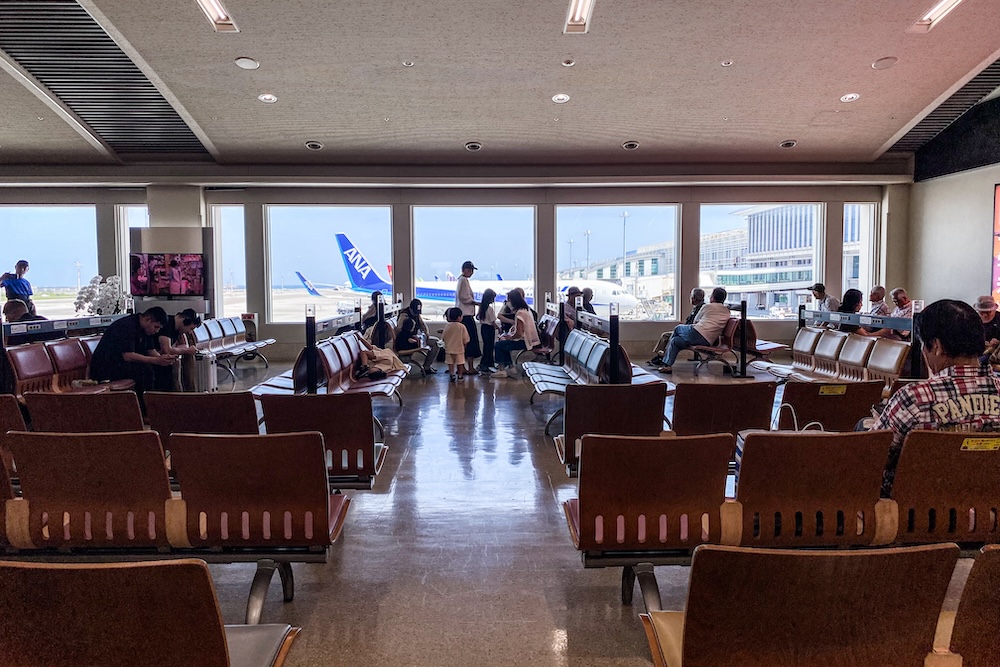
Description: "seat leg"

(634, 563), (662, 613)
(530, 389), (538, 405)
(621, 565), (636, 605)
(395, 391), (404, 406)
(277, 561), (294, 602)
(246, 559), (278, 624)
(543, 407), (564, 437)
(373, 416), (385, 441)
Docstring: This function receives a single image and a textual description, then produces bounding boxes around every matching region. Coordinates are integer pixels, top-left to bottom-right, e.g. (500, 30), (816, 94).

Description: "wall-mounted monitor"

(130, 253), (205, 296)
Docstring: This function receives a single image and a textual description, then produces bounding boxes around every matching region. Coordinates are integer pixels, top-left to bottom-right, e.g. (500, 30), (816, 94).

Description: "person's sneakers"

(658, 365), (673, 374)
(464, 368), (481, 377)
(450, 374), (457, 383)
(425, 366), (438, 374)
(491, 368), (510, 379)
(647, 357), (664, 367)
(505, 367), (520, 378)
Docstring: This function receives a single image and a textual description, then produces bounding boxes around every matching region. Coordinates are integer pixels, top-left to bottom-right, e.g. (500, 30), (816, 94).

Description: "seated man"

(89, 307), (173, 400)
(563, 286), (583, 330)
(1, 298), (59, 346)
(872, 299), (1000, 496)
(153, 308), (203, 391)
(650, 288), (705, 366)
(808, 282), (840, 326)
(860, 287), (912, 340)
(581, 287), (596, 314)
(658, 287), (731, 374)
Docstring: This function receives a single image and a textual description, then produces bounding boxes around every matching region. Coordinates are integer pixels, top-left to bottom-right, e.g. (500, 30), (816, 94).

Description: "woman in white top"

(477, 289), (500, 373)
(492, 289), (540, 379)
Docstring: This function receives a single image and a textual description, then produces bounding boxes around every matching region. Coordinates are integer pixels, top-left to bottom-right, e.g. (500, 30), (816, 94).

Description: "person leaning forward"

(89, 307), (173, 401)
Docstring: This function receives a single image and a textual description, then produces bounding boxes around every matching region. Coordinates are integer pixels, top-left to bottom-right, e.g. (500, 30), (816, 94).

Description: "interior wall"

(909, 163), (1000, 303)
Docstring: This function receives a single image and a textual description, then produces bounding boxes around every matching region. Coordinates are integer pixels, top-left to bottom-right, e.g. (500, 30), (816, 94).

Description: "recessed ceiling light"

(779, 140), (797, 149)
(195, 0), (239, 32)
(907, 0), (965, 32)
(562, 59), (576, 67)
(465, 141), (483, 152)
(257, 93), (277, 104)
(305, 141), (324, 151)
(552, 93), (571, 104)
(234, 56), (259, 70)
(621, 141), (640, 151)
(402, 60), (414, 67)
(840, 93), (860, 103)
(564, 0), (595, 34)
(872, 56), (899, 70)
(721, 60), (734, 67)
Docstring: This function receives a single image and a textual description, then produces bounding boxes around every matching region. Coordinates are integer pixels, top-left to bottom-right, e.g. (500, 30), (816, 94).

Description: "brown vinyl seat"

(553, 383), (667, 475)
(5, 343), (59, 400)
(786, 330), (848, 382)
(668, 381), (777, 436)
(78, 334), (102, 363)
(0, 393), (27, 476)
(890, 430), (1000, 545)
(145, 390), (260, 437)
(730, 431), (896, 547)
(754, 326), (823, 377)
(45, 337), (134, 393)
(0, 559), (300, 667)
(732, 318), (787, 361)
(833, 333), (876, 381)
(261, 393), (388, 489)
(24, 390), (144, 433)
(640, 543), (959, 667)
(866, 337), (911, 394)
(774, 380), (885, 432)
(943, 544), (1000, 666)
(689, 317), (739, 374)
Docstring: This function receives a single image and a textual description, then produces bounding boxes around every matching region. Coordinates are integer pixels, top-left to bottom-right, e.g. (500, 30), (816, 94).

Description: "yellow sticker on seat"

(818, 385), (847, 396)
(961, 438), (1000, 451)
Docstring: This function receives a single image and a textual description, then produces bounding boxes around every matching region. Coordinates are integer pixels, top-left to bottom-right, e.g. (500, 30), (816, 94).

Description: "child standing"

(477, 288), (500, 374)
(442, 307), (470, 382)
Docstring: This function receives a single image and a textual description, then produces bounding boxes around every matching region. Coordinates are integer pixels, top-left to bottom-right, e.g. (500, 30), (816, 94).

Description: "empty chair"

(554, 383), (668, 474)
(46, 338), (134, 392)
(754, 326), (823, 377)
(731, 431), (896, 547)
(0, 559), (299, 667)
(891, 430), (1000, 545)
(832, 333), (876, 382)
(775, 380), (885, 432)
(0, 393), (27, 474)
(668, 382), (777, 436)
(145, 391), (259, 437)
(5, 343), (57, 399)
(786, 330), (848, 382)
(261, 393), (388, 489)
(866, 337), (910, 390)
(78, 334), (102, 363)
(25, 390), (144, 433)
(945, 544), (1000, 666)
(640, 543), (959, 667)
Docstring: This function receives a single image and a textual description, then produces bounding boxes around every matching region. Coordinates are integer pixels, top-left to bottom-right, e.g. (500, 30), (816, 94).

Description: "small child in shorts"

(442, 307), (470, 382)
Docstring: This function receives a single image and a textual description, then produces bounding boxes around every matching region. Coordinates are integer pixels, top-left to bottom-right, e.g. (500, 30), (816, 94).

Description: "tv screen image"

(129, 253), (149, 296)
(129, 253), (205, 296)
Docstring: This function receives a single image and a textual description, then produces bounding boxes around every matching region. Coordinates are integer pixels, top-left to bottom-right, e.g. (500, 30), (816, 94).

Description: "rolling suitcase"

(188, 351), (219, 393)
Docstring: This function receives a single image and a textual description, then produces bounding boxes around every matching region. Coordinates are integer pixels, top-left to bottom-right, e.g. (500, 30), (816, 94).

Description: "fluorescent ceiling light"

(906, 0), (964, 33)
(195, 0), (239, 32)
(564, 0), (595, 34)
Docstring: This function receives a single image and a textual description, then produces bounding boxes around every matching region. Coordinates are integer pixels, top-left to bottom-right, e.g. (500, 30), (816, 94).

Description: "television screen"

(129, 253), (205, 296)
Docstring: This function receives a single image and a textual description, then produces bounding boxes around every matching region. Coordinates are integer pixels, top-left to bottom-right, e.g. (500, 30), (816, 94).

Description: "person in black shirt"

(89, 307), (172, 400)
(152, 309), (202, 391)
(2, 299), (61, 346)
(581, 288), (597, 315)
(975, 296), (1000, 364)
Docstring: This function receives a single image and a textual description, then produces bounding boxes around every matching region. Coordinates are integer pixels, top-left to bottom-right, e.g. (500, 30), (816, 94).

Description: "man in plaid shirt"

(874, 299), (1000, 495)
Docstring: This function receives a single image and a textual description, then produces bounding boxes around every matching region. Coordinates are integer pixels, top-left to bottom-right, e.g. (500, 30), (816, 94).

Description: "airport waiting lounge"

(4, 0), (1000, 665)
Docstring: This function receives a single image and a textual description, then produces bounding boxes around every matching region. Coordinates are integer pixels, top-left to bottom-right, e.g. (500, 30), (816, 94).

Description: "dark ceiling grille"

(0, 0), (209, 158)
(891, 59), (1000, 153)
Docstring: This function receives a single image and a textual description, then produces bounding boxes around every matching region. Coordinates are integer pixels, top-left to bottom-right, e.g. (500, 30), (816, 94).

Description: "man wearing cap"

(974, 295), (1000, 361)
(455, 260), (482, 375)
(563, 286), (583, 330)
(808, 283), (840, 326)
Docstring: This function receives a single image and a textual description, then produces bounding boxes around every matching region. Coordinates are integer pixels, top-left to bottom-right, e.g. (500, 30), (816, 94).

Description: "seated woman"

(491, 289), (540, 379)
(834, 288), (864, 333)
(360, 291), (383, 331)
(395, 299), (440, 374)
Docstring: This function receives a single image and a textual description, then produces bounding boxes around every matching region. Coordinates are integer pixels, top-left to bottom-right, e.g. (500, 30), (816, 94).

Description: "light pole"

(74, 260), (81, 291)
(584, 230), (591, 278)
(567, 238), (574, 278)
(619, 211), (629, 281)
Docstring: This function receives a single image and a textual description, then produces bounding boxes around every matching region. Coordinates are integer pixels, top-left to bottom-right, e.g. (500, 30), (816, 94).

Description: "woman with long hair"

(396, 298), (440, 373)
(836, 288), (864, 333)
(491, 289), (540, 379)
(477, 289), (500, 373)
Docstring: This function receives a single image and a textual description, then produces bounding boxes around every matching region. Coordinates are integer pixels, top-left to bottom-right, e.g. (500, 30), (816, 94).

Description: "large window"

(266, 206), (392, 323)
(843, 203), (877, 302)
(214, 205), (246, 318)
(700, 204), (820, 319)
(556, 205), (678, 320)
(0, 206), (98, 319)
(413, 206), (534, 319)
(121, 205), (149, 228)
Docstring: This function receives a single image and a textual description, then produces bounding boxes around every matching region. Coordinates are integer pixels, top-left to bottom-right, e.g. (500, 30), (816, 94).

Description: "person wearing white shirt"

(454, 260), (482, 375)
(659, 287), (731, 374)
(808, 282), (840, 326)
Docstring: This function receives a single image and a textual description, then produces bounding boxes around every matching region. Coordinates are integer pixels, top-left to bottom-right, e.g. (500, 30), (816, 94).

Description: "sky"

(0, 203), (751, 290)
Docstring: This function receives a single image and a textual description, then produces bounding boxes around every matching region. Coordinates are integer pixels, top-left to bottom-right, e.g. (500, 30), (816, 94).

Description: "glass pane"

(267, 205), (392, 323)
(700, 203), (821, 319)
(0, 206), (98, 319)
(121, 205), (149, 228)
(413, 206), (534, 319)
(216, 205), (246, 318)
(843, 203), (877, 307)
(556, 205), (678, 320)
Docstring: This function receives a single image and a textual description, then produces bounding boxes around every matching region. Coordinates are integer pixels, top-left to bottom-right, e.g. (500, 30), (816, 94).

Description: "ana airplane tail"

(295, 271), (326, 297)
(335, 233), (393, 294)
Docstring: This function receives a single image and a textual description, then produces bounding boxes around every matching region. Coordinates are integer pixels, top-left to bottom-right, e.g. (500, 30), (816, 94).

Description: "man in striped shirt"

(873, 299), (1000, 495)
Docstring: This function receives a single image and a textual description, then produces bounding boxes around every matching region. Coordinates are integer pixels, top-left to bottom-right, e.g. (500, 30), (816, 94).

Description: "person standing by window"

(1, 260), (34, 315)
(477, 289), (500, 374)
(455, 260), (482, 376)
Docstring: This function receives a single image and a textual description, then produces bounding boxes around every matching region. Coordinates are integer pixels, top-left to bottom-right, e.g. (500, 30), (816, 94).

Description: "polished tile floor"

(211, 357), (967, 666)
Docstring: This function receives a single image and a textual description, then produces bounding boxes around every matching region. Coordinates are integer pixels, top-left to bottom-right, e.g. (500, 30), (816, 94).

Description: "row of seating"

(751, 327), (909, 391)
(563, 428), (1000, 605)
(251, 330), (407, 405)
(689, 317), (788, 374)
(191, 317), (275, 384)
(640, 542), (998, 667)
(4, 335), (133, 402)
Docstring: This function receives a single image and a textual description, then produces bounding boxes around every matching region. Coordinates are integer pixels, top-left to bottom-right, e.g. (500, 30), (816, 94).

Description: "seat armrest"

(224, 624), (300, 667)
(872, 499), (898, 546)
(5, 498), (36, 549)
(720, 500), (742, 546)
(924, 651), (962, 667)
(165, 497), (192, 548)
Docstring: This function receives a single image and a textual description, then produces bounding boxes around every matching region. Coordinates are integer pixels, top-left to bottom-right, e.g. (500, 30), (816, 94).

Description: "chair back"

(563, 383), (666, 468)
(810, 330), (848, 379)
(145, 391), (258, 437)
(204, 319), (226, 352)
(735, 431), (893, 547)
(790, 327), (824, 371)
(6, 343), (55, 397)
(675, 543), (958, 667)
(0, 559), (230, 666)
(25, 390), (144, 433)
(44, 338), (91, 390)
(866, 337), (910, 386)
(78, 334), (102, 363)
(0, 393), (27, 476)
(168, 432), (331, 548)
(6, 431), (171, 548)
(191, 324), (211, 350)
(262, 393), (377, 475)
(950, 544), (1000, 666)
(731, 318), (759, 354)
(835, 334), (876, 382)
(575, 433), (733, 551)
(892, 430), (1000, 544)
(776, 380), (884, 431)
(716, 317), (738, 347)
(219, 317), (239, 346)
(670, 382), (777, 436)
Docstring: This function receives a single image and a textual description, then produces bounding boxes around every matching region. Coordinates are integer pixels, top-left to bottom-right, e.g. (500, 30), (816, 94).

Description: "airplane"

(296, 233), (641, 311)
